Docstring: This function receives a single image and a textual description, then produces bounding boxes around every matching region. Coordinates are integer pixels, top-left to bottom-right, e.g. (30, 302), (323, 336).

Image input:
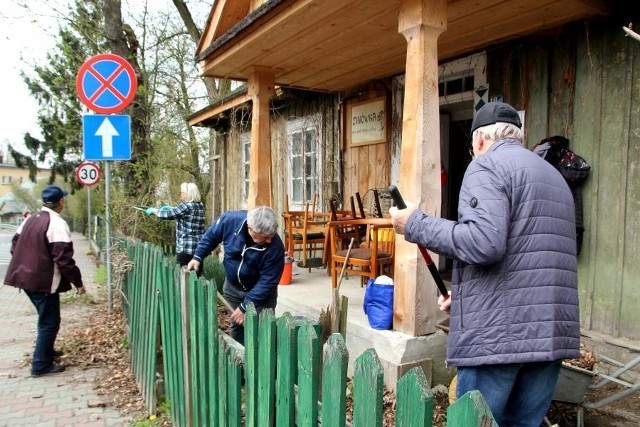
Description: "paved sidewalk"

(0, 232), (131, 427)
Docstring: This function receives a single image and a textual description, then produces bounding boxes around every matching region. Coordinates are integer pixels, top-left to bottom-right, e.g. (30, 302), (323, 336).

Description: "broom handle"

(388, 185), (449, 300)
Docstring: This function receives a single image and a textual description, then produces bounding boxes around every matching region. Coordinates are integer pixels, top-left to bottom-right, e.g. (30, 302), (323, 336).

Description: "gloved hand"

(145, 207), (157, 216)
(159, 205), (173, 211)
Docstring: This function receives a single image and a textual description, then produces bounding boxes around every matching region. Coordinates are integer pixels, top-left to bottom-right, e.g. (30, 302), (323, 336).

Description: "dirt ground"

(57, 292), (640, 427)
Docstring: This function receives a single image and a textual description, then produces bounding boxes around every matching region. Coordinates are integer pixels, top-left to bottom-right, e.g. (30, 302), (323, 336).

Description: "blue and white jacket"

(192, 210), (284, 312)
(405, 138), (580, 367)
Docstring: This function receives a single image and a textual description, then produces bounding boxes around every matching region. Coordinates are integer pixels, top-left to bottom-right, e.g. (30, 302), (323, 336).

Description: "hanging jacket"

(405, 138), (580, 367)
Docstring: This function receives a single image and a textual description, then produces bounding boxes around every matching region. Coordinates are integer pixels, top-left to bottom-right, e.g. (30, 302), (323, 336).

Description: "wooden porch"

(275, 264), (454, 388)
(193, 0), (614, 339)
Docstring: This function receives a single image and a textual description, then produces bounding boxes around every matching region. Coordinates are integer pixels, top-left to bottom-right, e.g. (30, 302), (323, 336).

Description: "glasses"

(469, 130), (482, 159)
(248, 227), (274, 244)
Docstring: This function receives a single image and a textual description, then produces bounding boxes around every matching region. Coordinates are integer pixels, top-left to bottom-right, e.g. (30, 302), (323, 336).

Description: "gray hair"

(247, 206), (278, 236)
(180, 182), (201, 202)
(43, 201), (62, 210)
(476, 122), (523, 143)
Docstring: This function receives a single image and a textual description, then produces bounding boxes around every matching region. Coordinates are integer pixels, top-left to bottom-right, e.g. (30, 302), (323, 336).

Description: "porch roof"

(195, 0), (610, 93)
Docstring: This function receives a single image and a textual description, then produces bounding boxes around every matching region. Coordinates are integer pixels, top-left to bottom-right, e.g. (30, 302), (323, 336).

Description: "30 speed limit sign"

(76, 161), (101, 186)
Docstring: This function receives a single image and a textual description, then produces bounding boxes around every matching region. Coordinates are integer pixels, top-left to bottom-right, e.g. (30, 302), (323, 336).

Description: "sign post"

(75, 161), (101, 249)
(77, 53), (136, 313)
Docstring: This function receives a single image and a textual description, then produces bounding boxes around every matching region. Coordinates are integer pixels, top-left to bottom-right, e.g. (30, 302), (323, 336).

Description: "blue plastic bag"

(363, 275), (394, 330)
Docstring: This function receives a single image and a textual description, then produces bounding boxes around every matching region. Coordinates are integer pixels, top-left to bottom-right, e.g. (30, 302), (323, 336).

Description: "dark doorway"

(441, 118), (472, 272)
(445, 119), (472, 221)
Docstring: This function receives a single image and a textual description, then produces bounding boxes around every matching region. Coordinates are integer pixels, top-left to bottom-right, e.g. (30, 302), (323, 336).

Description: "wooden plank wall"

(486, 19), (640, 340)
(342, 86), (392, 211)
(220, 111), (250, 212)
(270, 91), (340, 216)
(221, 92), (339, 229)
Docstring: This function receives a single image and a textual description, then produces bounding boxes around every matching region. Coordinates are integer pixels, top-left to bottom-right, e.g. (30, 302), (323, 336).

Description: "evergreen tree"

(9, 0), (104, 188)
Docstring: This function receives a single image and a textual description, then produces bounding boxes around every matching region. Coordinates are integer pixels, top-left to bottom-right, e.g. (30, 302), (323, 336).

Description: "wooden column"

(247, 67), (275, 208)
(395, 0), (447, 336)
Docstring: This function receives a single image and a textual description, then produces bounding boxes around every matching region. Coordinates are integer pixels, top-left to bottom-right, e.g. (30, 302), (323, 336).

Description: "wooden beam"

(196, 0), (250, 56)
(394, 0), (446, 336)
(247, 67), (275, 208)
(187, 93), (252, 127)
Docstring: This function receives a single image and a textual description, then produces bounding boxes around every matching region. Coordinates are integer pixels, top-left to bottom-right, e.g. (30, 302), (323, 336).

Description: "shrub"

(202, 255), (225, 294)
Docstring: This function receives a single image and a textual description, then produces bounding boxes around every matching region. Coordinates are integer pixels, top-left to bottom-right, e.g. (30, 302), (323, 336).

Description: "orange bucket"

(279, 253), (294, 285)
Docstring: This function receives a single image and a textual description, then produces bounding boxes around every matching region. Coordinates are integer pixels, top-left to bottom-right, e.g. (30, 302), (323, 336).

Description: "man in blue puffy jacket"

(389, 102), (579, 426)
(187, 206), (284, 345)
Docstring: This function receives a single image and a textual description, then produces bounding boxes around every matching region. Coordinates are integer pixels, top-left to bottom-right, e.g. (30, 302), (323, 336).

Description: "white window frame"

(285, 115), (322, 211)
(241, 131), (251, 209)
(438, 52), (487, 110)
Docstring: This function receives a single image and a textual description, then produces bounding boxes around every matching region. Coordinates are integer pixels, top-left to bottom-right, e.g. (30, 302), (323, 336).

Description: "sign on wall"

(347, 96), (387, 147)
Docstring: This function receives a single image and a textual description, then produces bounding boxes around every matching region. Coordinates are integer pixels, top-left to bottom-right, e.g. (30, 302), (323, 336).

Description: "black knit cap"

(471, 102), (522, 133)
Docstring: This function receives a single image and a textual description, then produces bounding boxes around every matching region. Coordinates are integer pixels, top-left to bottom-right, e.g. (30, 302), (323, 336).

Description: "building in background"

(0, 146), (49, 198)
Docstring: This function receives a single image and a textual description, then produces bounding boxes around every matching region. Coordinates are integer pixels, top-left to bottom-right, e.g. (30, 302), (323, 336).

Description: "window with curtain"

(286, 116), (321, 210)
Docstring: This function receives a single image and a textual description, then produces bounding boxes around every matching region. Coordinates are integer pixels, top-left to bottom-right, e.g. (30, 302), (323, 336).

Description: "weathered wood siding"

(220, 92), (339, 229)
(270, 91), (340, 215)
(487, 19), (640, 339)
(219, 111), (250, 212)
(342, 86), (393, 210)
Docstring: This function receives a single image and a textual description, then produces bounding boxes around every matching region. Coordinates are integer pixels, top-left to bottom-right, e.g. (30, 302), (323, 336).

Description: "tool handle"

(388, 185), (450, 300)
(389, 185), (407, 209)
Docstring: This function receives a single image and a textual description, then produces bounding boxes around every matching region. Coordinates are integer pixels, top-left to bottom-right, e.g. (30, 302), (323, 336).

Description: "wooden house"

(189, 0), (640, 351)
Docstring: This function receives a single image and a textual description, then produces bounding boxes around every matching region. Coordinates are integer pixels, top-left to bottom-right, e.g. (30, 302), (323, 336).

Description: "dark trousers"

(25, 291), (61, 374)
(177, 252), (200, 275)
(222, 279), (277, 346)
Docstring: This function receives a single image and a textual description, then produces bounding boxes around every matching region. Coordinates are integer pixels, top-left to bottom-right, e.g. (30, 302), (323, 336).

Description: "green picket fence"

(119, 239), (497, 427)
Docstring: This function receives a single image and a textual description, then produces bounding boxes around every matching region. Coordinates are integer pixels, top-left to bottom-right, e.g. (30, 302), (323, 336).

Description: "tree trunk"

(102, 0), (151, 196)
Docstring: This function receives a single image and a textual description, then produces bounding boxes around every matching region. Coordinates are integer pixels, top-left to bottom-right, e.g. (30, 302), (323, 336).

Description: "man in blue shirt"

(187, 206), (284, 345)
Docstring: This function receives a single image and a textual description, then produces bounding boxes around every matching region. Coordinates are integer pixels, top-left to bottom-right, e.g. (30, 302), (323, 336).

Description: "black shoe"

(32, 363), (66, 377)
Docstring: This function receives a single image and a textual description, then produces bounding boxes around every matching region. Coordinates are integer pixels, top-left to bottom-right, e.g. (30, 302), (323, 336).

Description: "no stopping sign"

(76, 162), (101, 186)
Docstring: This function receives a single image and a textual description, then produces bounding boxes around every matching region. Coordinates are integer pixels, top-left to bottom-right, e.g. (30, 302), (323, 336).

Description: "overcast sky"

(0, 0), (208, 159)
(0, 1), (58, 155)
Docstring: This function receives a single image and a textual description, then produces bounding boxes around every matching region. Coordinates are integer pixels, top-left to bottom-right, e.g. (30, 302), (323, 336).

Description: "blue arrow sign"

(83, 115), (131, 161)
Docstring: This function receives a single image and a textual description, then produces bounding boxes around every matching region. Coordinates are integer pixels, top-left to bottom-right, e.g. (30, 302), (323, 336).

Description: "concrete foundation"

(275, 267), (456, 391)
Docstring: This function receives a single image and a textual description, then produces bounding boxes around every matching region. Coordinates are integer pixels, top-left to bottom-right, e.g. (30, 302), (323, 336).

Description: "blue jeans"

(456, 360), (562, 427)
(25, 291), (61, 375)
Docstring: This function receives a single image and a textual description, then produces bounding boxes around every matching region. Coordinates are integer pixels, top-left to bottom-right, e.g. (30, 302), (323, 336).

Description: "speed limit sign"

(76, 161), (101, 186)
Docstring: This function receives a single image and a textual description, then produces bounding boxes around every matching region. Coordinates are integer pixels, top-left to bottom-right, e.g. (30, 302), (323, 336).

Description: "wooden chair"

(329, 200), (360, 251)
(324, 201), (361, 275)
(282, 210), (305, 254)
(353, 193), (365, 219)
(329, 218), (395, 288)
(284, 202), (329, 270)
